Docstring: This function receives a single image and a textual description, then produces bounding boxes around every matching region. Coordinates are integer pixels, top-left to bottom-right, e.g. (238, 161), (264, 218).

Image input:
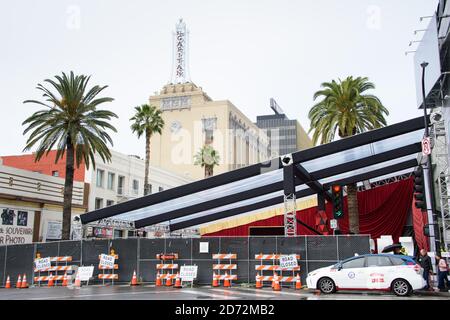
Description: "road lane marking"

(208, 288), (276, 298)
(29, 290), (183, 300)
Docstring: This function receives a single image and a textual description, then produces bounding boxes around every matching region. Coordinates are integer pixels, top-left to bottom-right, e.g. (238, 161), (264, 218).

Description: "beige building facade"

(149, 83), (270, 181)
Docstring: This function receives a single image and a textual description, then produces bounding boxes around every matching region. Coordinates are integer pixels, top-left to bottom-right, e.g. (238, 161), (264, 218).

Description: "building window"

(52, 171), (59, 177)
(106, 200), (114, 207)
(107, 172), (115, 190)
(118, 176), (125, 195)
(159, 186), (164, 192)
(113, 229), (123, 239)
(96, 169), (104, 188)
(95, 198), (103, 210)
(202, 118), (216, 145)
(132, 179), (139, 195)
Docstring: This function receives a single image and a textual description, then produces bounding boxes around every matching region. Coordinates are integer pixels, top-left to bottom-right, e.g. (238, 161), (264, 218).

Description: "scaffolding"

(431, 118), (450, 251)
(284, 193), (297, 237)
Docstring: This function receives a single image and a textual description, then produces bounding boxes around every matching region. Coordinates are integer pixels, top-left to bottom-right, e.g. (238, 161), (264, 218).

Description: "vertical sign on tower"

(171, 18), (191, 84)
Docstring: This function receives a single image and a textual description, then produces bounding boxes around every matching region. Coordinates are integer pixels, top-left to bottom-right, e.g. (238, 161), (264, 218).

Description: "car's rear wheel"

(318, 277), (336, 294)
(391, 279), (411, 297)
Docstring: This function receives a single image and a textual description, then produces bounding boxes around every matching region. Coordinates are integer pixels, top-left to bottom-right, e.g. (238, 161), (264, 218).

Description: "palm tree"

(22, 71), (117, 240)
(194, 145), (220, 178)
(308, 76), (389, 234)
(130, 104), (164, 195)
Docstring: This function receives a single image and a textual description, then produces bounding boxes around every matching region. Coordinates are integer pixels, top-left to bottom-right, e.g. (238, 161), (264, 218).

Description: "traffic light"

(331, 184), (344, 219)
(413, 166), (426, 210)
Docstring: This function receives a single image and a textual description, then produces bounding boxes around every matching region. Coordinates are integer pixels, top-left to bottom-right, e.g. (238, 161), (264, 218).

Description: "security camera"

(280, 154), (293, 167)
(73, 215), (81, 222)
(430, 111), (442, 124)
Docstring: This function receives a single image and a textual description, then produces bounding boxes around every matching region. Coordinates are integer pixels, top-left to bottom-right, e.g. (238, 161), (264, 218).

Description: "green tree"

(308, 76), (389, 233)
(194, 145), (220, 178)
(130, 104), (164, 195)
(22, 71), (117, 240)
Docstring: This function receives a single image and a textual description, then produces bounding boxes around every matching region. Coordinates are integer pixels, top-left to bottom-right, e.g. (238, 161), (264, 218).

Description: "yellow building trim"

(0, 199), (41, 209)
(41, 204), (85, 213)
(200, 196), (318, 235)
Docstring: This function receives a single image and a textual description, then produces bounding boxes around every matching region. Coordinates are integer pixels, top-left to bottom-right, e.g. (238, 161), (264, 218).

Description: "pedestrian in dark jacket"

(436, 254), (449, 292)
(417, 249), (433, 290)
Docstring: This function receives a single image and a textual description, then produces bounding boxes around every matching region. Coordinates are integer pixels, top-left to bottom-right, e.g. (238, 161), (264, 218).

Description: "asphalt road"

(0, 285), (447, 300)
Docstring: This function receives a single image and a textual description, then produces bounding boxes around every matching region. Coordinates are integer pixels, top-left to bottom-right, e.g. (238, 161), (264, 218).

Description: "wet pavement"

(0, 285), (448, 300)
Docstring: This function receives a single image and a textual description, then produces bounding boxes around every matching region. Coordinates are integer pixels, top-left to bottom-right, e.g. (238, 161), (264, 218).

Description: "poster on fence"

(0, 208), (34, 245)
(99, 254), (115, 268)
(279, 254), (298, 269)
(180, 265), (198, 281)
(35, 257), (51, 271)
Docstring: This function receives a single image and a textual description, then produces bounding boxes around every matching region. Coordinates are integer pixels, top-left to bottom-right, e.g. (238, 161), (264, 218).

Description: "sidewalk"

(415, 288), (450, 298)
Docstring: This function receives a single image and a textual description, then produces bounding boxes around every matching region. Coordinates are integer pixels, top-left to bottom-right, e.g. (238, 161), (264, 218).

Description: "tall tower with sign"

(170, 18), (191, 84)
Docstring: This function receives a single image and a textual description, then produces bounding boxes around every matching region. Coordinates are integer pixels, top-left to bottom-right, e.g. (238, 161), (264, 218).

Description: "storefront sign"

(93, 227), (113, 238)
(180, 265), (198, 281)
(99, 254), (115, 269)
(35, 257), (51, 271)
(0, 208), (34, 244)
(279, 254), (298, 269)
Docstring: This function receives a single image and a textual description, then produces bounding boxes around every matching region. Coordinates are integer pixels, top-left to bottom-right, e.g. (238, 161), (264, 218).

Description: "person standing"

(417, 249), (433, 290)
(436, 254), (449, 292)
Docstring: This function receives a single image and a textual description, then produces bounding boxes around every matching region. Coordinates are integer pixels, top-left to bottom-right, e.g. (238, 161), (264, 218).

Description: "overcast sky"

(0, 0), (439, 158)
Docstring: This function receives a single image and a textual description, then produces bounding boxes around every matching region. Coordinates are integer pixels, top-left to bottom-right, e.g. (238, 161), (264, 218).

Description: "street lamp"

(420, 61), (441, 254)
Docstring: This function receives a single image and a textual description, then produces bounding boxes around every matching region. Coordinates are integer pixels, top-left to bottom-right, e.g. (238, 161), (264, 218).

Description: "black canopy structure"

(80, 116), (427, 234)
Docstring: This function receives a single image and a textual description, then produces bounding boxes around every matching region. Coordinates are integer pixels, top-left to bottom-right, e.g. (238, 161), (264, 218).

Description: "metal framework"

(432, 119), (450, 250)
(283, 194), (297, 236)
(80, 116), (428, 236)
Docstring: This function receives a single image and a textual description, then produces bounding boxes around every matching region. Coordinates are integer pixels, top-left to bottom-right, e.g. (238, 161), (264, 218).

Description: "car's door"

(363, 255), (395, 289)
(333, 256), (367, 289)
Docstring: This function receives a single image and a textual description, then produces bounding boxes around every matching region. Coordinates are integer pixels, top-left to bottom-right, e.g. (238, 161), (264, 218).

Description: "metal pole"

(421, 61), (440, 254)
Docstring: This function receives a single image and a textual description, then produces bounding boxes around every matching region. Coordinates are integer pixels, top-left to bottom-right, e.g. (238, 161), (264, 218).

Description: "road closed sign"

(279, 254), (298, 269)
(99, 254), (115, 269)
(180, 265), (198, 281)
(35, 257), (51, 271)
(77, 266), (95, 281)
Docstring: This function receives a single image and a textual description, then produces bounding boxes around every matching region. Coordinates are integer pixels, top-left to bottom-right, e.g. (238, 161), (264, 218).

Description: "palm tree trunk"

(347, 183), (359, 234)
(62, 139), (75, 240)
(144, 130), (151, 195)
(205, 166), (209, 178)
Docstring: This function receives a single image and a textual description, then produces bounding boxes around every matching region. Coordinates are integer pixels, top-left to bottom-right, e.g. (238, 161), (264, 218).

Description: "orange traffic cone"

(16, 275), (22, 288)
(131, 270), (138, 286)
(155, 272), (162, 287)
(271, 271), (276, 288)
(273, 275), (281, 291)
(62, 272), (68, 287)
(74, 272), (81, 288)
(212, 272), (219, 287)
(295, 273), (302, 290)
(255, 273), (263, 289)
(174, 273), (182, 288)
(21, 274), (28, 289)
(48, 273), (54, 287)
(223, 272), (231, 288)
(5, 276), (11, 289)
(165, 272), (172, 287)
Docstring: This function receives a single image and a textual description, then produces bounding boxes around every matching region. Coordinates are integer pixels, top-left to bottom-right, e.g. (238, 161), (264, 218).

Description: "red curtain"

(203, 178), (414, 242)
(412, 198), (429, 251)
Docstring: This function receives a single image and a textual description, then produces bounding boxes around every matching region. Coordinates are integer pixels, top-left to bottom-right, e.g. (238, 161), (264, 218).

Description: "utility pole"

(420, 61), (441, 254)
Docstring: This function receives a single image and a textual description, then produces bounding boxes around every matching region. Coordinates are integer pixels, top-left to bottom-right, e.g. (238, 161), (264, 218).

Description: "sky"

(0, 0), (439, 158)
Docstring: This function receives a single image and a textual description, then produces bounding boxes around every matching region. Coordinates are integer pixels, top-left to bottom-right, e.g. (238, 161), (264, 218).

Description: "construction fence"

(0, 235), (370, 286)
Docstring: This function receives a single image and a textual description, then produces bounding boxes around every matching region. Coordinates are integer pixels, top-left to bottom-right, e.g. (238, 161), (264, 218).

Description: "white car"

(306, 254), (427, 296)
